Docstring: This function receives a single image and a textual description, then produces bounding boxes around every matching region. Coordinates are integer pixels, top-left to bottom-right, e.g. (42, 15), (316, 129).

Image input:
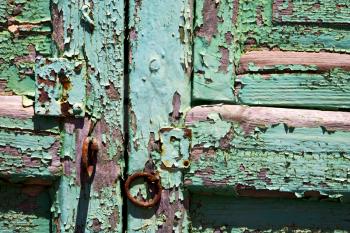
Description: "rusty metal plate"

(34, 58), (86, 117)
(159, 128), (192, 169)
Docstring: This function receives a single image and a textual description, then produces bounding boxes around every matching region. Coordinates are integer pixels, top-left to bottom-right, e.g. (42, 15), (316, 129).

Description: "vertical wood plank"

(51, 0), (124, 232)
(192, 0), (237, 103)
(128, 0), (193, 231)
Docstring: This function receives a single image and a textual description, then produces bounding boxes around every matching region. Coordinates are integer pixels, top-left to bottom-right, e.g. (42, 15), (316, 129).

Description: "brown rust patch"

(256, 6), (263, 26)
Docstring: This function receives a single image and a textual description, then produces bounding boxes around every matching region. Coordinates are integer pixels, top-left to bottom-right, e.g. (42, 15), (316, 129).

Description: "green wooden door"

(127, 0), (350, 232)
(0, 0), (125, 232)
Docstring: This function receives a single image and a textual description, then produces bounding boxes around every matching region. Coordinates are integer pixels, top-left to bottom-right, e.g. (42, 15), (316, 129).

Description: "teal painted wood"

(192, 0), (237, 102)
(273, 0), (350, 25)
(185, 105), (350, 198)
(193, 0), (350, 104)
(237, 71), (350, 110)
(128, 0), (193, 231)
(0, 0), (125, 232)
(190, 195), (350, 232)
(52, 0), (125, 231)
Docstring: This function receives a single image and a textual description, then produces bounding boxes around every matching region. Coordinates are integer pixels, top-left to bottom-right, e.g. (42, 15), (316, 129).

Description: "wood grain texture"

(186, 105), (350, 132)
(238, 51), (350, 73)
(236, 71), (350, 110)
(0, 96), (33, 119)
(185, 105), (350, 197)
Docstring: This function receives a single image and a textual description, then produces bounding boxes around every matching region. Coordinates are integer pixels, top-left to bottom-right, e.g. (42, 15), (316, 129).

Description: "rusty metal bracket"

(82, 137), (98, 177)
(159, 128), (192, 169)
(34, 58), (86, 118)
(125, 172), (162, 208)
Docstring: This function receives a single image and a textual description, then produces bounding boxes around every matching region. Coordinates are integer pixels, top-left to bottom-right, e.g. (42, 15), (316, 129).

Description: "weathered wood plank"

(190, 194), (350, 232)
(193, 0), (237, 102)
(0, 184), (52, 233)
(0, 129), (61, 182)
(52, 0), (125, 231)
(237, 0), (350, 53)
(273, 0), (350, 25)
(128, 0), (193, 231)
(236, 71), (350, 110)
(0, 96), (33, 119)
(186, 105), (350, 131)
(238, 51), (350, 73)
(193, 0), (350, 104)
(185, 105), (350, 197)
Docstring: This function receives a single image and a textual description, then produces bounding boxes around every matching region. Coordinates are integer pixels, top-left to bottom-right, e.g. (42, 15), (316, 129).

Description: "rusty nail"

(125, 172), (162, 208)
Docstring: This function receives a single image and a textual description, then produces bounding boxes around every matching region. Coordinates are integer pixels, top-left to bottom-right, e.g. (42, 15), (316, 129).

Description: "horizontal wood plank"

(273, 0), (350, 25)
(185, 105), (350, 196)
(236, 71), (350, 110)
(190, 195), (350, 232)
(0, 129), (61, 181)
(0, 96), (33, 119)
(238, 51), (350, 74)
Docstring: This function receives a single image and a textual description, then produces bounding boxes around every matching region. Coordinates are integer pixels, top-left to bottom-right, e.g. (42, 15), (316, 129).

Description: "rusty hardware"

(125, 172), (162, 208)
(82, 137), (99, 177)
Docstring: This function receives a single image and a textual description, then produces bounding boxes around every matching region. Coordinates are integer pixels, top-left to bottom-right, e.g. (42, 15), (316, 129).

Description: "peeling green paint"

(238, 69), (350, 110)
(186, 113), (350, 198)
(193, 0), (237, 102)
(128, 0), (192, 231)
(34, 58), (87, 117)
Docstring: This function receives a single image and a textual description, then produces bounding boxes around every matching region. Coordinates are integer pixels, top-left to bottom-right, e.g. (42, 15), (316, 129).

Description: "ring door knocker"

(125, 172), (162, 208)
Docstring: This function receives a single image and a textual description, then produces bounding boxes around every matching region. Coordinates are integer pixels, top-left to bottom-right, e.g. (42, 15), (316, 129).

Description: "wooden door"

(0, 0), (125, 232)
(127, 0), (350, 232)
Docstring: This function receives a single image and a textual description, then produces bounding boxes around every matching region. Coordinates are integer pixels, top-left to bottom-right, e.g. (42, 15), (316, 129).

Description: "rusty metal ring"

(125, 172), (162, 208)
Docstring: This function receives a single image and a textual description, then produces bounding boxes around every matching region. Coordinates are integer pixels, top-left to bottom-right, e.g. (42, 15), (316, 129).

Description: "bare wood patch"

(238, 51), (350, 74)
(0, 96), (33, 119)
(186, 105), (350, 132)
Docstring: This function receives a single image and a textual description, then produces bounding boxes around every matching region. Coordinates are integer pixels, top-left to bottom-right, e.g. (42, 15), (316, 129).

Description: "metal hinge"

(34, 58), (86, 118)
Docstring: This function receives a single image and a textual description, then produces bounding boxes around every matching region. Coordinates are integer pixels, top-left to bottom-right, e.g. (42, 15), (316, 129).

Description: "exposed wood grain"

(0, 96), (33, 119)
(186, 105), (350, 132)
(238, 51), (350, 74)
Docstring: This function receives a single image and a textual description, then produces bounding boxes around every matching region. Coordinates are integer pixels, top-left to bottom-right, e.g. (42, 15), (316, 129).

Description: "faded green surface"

(193, 0), (236, 102)
(0, 0), (125, 232)
(193, 0), (350, 105)
(190, 194), (350, 232)
(273, 0), (350, 24)
(186, 116), (350, 196)
(128, 0), (192, 231)
(0, 183), (52, 232)
(35, 58), (87, 117)
(238, 70), (350, 109)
